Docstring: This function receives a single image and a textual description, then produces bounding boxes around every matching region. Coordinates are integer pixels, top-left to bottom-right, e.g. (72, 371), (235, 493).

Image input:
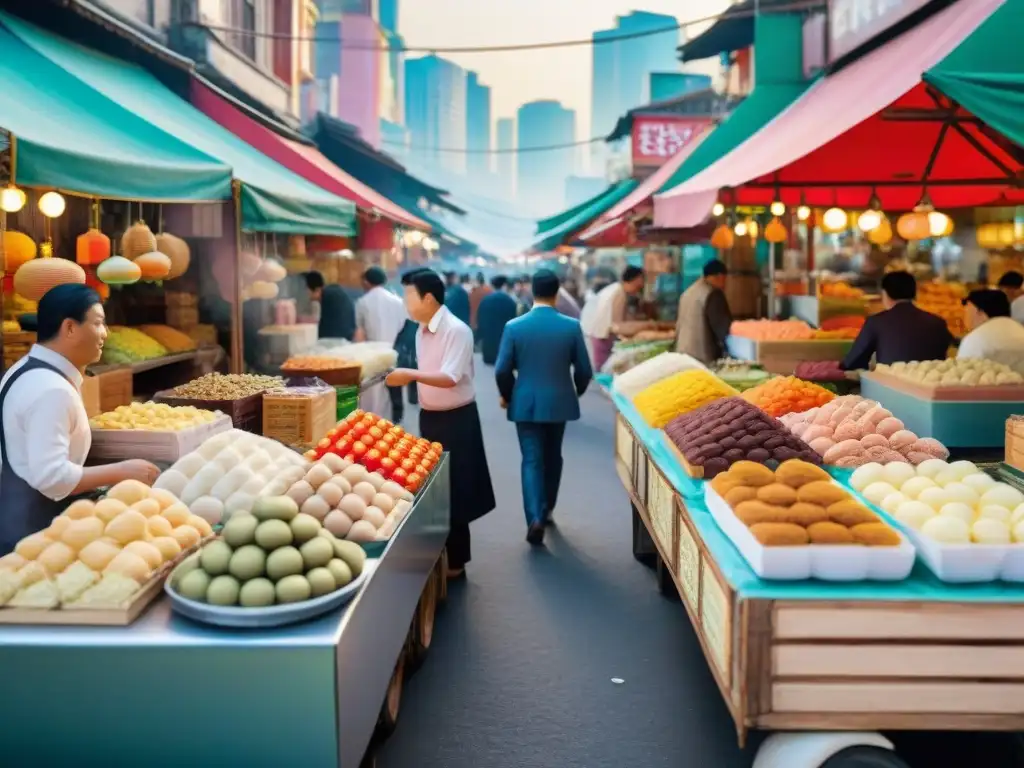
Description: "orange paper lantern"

(76, 228), (111, 266)
(134, 251), (172, 281)
(868, 217), (894, 246)
(1, 231), (37, 272)
(896, 209), (931, 241)
(764, 217), (788, 244)
(710, 224), (735, 250)
(14, 254), (87, 301)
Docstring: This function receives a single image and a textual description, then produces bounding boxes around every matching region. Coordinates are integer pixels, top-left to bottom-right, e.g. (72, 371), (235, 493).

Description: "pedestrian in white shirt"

(0, 284), (159, 555)
(958, 289), (1024, 374)
(385, 269), (496, 580)
(579, 266), (645, 371)
(996, 271), (1024, 324)
(355, 266), (407, 419)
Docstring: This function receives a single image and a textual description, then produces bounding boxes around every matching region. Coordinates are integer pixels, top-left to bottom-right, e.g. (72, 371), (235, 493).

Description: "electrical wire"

(182, 0), (824, 54)
(383, 136), (604, 154)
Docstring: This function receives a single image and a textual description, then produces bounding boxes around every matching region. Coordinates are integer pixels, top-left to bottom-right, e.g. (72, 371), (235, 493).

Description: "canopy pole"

(230, 181), (244, 374)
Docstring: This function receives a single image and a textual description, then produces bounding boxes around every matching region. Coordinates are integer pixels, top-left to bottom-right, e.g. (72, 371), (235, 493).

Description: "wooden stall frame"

(614, 412), (1024, 750)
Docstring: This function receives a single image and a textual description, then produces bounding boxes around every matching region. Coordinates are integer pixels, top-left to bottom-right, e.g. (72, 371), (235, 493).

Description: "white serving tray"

(89, 413), (233, 463)
(705, 486), (915, 582)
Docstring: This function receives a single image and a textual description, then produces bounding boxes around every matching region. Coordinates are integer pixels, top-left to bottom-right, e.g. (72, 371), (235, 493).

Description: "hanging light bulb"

(733, 221), (748, 237)
(770, 200), (786, 217)
(857, 191), (884, 232)
(1, 184), (26, 213)
(711, 202), (725, 217)
(928, 211), (953, 238)
(822, 207), (849, 233)
(748, 219), (759, 239)
(38, 191), (66, 218)
(797, 204), (811, 221)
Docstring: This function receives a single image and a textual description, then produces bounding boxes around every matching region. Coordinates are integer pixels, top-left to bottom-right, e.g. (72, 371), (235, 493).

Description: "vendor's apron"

(419, 401), (496, 526)
(0, 359), (71, 555)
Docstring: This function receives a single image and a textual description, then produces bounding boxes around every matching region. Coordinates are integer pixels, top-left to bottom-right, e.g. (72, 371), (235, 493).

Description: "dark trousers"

(388, 382), (418, 424)
(515, 422), (567, 527)
(447, 522), (471, 570)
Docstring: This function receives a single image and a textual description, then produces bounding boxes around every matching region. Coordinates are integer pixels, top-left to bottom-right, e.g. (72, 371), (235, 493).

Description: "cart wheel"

(407, 570), (439, 674)
(375, 653), (406, 740)
(656, 555), (679, 601)
(632, 506), (656, 567)
(820, 747), (910, 768)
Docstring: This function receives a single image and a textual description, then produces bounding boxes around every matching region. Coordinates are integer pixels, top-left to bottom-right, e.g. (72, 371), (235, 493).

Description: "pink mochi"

(860, 433), (889, 449)
(875, 417), (905, 438)
(808, 437), (837, 456)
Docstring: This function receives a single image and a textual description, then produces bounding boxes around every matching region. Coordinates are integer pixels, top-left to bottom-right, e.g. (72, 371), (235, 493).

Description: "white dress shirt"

(356, 286), (408, 345)
(957, 316), (1024, 374)
(415, 306), (476, 411)
(1011, 295), (1024, 324)
(580, 282), (626, 340)
(0, 345), (91, 500)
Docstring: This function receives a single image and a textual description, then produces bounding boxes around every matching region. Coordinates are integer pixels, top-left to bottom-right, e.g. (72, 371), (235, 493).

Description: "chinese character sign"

(631, 118), (708, 169)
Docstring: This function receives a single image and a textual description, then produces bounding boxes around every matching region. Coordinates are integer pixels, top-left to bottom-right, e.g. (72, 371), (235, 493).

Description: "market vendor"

(305, 270), (356, 340)
(580, 265), (645, 371)
(0, 285), (160, 555)
(355, 266), (407, 418)
(841, 271), (951, 370)
(674, 259), (732, 365)
(386, 269), (496, 580)
(958, 289), (1024, 373)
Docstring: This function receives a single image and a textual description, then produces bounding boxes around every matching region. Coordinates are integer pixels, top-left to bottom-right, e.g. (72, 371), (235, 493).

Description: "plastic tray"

(704, 487), (915, 582)
(164, 554), (369, 628)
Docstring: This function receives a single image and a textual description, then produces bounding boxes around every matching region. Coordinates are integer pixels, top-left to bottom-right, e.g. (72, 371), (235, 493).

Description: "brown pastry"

(796, 480), (850, 507)
(777, 502), (829, 527)
(807, 521), (856, 545)
(724, 486), (758, 507)
(750, 522), (810, 546)
(710, 473), (737, 496)
(729, 461), (776, 488)
(851, 522), (901, 546)
(734, 500), (780, 526)
(756, 483), (798, 506)
(827, 500), (880, 527)
(775, 459), (831, 489)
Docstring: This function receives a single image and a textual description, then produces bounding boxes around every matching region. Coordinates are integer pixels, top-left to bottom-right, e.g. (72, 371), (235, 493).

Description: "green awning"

(924, 0), (1024, 148)
(531, 179), (639, 252)
(534, 179), (636, 235)
(3, 13), (355, 235)
(0, 22), (230, 202)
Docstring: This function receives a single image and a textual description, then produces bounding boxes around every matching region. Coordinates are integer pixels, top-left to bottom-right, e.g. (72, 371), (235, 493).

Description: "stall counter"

(0, 459), (451, 768)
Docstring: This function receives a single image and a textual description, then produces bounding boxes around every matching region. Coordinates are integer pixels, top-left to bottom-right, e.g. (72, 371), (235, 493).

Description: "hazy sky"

(397, 0), (731, 140)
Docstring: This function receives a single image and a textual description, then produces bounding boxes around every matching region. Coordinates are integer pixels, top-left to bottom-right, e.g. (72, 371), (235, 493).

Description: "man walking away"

(469, 271), (492, 335)
(355, 266), (407, 418)
(477, 275), (519, 365)
(675, 259), (732, 365)
(514, 275), (534, 315)
(387, 269), (496, 579)
(305, 270), (356, 341)
(580, 266), (645, 371)
(444, 271), (471, 326)
(495, 269), (593, 546)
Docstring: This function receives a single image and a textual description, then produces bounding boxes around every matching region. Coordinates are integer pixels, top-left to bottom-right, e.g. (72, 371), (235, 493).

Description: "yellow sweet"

(162, 503), (191, 528)
(124, 541), (164, 569)
(632, 370), (737, 428)
(130, 499), (162, 518)
(104, 550), (152, 584)
(106, 480), (151, 506)
(170, 524), (201, 550)
(47, 515), (72, 540)
(78, 539), (121, 572)
(37, 542), (77, 576)
(104, 510), (148, 545)
(138, 324), (197, 353)
(90, 400), (218, 432)
(150, 536), (182, 562)
(187, 515), (213, 538)
(148, 488), (178, 510)
(146, 516), (173, 538)
(94, 498), (129, 523)
(63, 500), (96, 520)
(60, 517), (105, 551)
(15, 532), (52, 561)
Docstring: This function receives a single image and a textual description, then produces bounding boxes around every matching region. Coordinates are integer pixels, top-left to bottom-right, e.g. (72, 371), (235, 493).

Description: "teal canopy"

(3, 14), (355, 235)
(531, 179), (639, 252)
(534, 180), (634, 235)
(0, 22), (230, 202)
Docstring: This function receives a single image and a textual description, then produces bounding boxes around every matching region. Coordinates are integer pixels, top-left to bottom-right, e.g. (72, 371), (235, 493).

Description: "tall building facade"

(496, 117), (515, 199)
(590, 11), (681, 172)
(466, 72), (492, 181)
(516, 100), (575, 216)
(404, 55), (468, 175)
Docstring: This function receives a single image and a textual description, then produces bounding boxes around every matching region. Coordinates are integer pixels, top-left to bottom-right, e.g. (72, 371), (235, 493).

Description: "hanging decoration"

(747, 219), (759, 239)
(2, 231), (37, 272)
(76, 200), (111, 266)
(256, 258), (287, 283)
(1, 184), (26, 213)
(896, 192), (946, 241)
(248, 281), (279, 300)
(928, 212), (954, 238)
(134, 251), (172, 281)
(156, 232), (190, 279)
(976, 223), (1000, 249)
(769, 200), (786, 217)
(14, 248), (86, 301)
(820, 208), (849, 234)
(710, 224), (734, 250)
(240, 250), (263, 278)
(122, 218), (157, 260)
(711, 202), (725, 217)
(857, 191), (884, 232)
(733, 220), (749, 237)
(38, 191), (66, 219)
(765, 217), (788, 244)
(867, 217), (894, 246)
(85, 269), (111, 301)
(97, 255), (142, 286)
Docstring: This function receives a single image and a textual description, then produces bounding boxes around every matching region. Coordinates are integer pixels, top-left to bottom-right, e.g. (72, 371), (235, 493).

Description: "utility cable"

(384, 136), (604, 154)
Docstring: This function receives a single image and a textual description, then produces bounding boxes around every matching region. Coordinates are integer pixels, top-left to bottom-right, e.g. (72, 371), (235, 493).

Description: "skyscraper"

(496, 117), (515, 199)
(516, 100), (575, 216)
(590, 11), (681, 172)
(404, 55), (468, 175)
(466, 72), (492, 181)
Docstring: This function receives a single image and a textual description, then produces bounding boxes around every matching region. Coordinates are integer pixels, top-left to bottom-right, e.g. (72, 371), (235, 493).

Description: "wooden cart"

(613, 409), (1024, 768)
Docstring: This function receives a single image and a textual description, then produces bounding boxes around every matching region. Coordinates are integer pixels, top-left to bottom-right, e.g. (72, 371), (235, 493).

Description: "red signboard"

(828, 0), (934, 63)
(631, 117), (709, 169)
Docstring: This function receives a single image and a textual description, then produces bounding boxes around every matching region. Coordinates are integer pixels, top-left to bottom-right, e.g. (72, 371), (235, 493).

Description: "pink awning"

(577, 125), (715, 240)
(191, 82), (429, 230)
(654, 0), (1008, 229)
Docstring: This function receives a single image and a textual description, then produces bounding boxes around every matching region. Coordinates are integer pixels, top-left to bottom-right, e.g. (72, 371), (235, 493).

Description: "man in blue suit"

(477, 275), (519, 365)
(496, 269), (593, 545)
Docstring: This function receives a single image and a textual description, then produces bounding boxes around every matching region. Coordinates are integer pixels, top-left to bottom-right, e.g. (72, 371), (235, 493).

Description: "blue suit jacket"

(477, 291), (519, 365)
(444, 285), (471, 326)
(495, 306), (593, 423)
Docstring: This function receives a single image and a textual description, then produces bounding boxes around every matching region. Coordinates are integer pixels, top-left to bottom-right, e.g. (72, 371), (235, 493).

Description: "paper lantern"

(1, 185), (26, 213)
(733, 221), (748, 237)
(248, 280), (279, 300)
(1, 231), (37, 272)
(928, 212), (953, 238)
(257, 258), (287, 283)
(240, 251), (262, 278)
(764, 217), (788, 243)
(820, 208), (849, 233)
(769, 201), (786, 217)
(857, 210), (882, 232)
(710, 224), (734, 250)
(867, 217), (893, 246)
(76, 228), (111, 266)
(134, 251), (172, 281)
(97, 255), (142, 285)
(155, 232), (191, 280)
(711, 202), (725, 217)
(121, 221), (157, 260)
(998, 222), (1016, 247)
(796, 205), (811, 222)
(289, 235), (307, 257)
(14, 254), (86, 301)
(976, 223), (999, 249)
(896, 209), (931, 241)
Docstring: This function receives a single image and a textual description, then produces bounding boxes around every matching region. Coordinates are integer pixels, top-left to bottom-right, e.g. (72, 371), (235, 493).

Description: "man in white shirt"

(386, 269), (496, 579)
(355, 266), (407, 419)
(0, 284), (159, 554)
(996, 271), (1024, 323)
(580, 266), (645, 371)
(958, 289), (1024, 374)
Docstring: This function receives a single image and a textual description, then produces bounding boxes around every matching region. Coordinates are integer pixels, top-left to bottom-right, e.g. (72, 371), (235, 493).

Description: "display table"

(725, 336), (853, 375)
(0, 459), (451, 768)
(611, 393), (1024, 765)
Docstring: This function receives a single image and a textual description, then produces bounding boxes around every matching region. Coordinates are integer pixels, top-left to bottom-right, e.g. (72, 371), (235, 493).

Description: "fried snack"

(756, 483), (798, 506)
(729, 461), (776, 488)
(750, 522), (810, 546)
(851, 522), (901, 546)
(775, 459), (831, 489)
(807, 521), (856, 545)
(710, 473), (737, 496)
(796, 480), (850, 507)
(827, 500), (880, 527)
(724, 486), (758, 507)
(734, 500), (780, 526)
(779, 502), (829, 527)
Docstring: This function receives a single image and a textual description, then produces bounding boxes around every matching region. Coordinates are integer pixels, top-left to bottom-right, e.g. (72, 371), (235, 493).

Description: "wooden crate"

(1006, 418), (1024, 473)
(81, 367), (133, 417)
(154, 390), (263, 434)
(166, 305), (199, 330)
(89, 413), (232, 462)
(262, 386), (337, 450)
(280, 364), (361, 387)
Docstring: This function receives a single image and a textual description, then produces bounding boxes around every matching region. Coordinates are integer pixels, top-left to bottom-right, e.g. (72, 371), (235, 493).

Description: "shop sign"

(631, 117), (708, 169)
(829, 0), (933, 63)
